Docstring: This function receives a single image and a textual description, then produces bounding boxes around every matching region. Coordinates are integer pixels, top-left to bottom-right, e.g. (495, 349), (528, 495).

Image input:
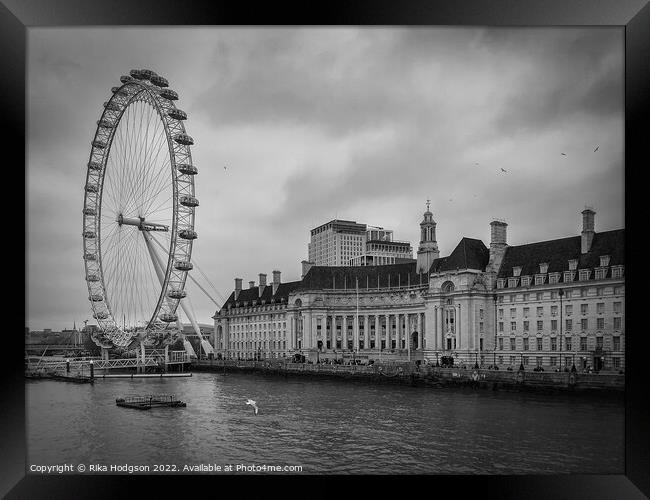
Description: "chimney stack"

(272, 270), (281, 295)
(487, 220), (508, 276)
(249, 280), (255, 289)
(258, 273), (267, 297)
(234, 278), (242, 300)
(581, 207), (596, 254)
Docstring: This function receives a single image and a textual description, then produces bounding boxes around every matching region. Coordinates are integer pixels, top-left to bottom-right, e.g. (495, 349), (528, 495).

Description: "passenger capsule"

(177, 164), (198, 175)
(180, 195), (199, 207)
(93, 311), (108, 320)
(130, 69), (145, 80)
(110, 86), (128, 96)
(89, 294), (104, 302)
(120, 75), (134, 84)
(103, 101), (120, 111)
(92, 140), (107, 149)
(97, 119), (115, 129)
(160, 313), (178, 323)
(159, 88), (179, 101)
(168, 289), (187, 299)
(83, 208), (97, 216)
(174, 133), (194, 146)
(88, 161), (102, 171)
(151, 75), (169, 87)
(83, 253), (97, 261)
(140, 69), (157, 81)
(175, 260), (193, 271)
(168, 108), (187, 120)
(83, 230), (96, 239)
(179, 229), (198, 240)
(86, 274), (100, 282)
(85, 184), (99, 193)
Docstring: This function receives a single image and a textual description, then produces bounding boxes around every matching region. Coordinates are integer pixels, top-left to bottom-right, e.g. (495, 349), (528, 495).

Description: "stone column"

(407, 313), (411, 359)
(363, 315), (369, 350)
(417, 313), (423, 350)
(342, 315), (347, 351)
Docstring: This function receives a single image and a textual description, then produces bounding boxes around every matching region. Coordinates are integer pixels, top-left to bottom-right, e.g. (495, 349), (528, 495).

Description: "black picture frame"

(6, 0), (648, 497)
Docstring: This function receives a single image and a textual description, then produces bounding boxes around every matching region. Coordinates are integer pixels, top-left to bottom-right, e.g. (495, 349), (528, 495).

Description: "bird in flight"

(561, 153), (566, 156)
(500, 168), (508, 173)
(245, 398), (259, 415)
(594, 146), (599, 152)
(224, 166), (227, 170)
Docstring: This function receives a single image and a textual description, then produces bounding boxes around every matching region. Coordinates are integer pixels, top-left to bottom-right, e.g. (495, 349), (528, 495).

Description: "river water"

(26, 372), (623, 474)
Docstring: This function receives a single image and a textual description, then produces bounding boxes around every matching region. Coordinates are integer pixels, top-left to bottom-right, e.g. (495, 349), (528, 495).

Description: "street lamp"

(493, 294), (498, 368)
(559, 288), (564, 371)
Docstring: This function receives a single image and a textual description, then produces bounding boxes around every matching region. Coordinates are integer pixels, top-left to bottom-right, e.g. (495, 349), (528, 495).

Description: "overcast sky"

(26, 27), (624, 331)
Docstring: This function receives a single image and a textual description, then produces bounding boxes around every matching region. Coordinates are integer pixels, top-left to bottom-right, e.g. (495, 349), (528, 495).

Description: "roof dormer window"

(600, 255), (611, 267)
(579, 269), (591, 281)
(497, 279), (505, 289)
(539, 263), (549, 274)
(508, 277), (519, 288)
(521, 276), (531, 287)
(513, 266), (522, 277)
(568, 259), (578, 271)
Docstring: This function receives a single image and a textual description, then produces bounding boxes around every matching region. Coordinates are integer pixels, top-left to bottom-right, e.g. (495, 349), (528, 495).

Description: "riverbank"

(192, 359), (624, 393)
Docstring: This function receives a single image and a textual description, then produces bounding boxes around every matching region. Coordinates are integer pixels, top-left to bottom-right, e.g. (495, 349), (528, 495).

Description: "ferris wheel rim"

(82, 70), (197, 349)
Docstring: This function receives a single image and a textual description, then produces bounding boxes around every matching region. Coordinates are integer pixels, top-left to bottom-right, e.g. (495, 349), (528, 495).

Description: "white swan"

(245, 398), (259, 415)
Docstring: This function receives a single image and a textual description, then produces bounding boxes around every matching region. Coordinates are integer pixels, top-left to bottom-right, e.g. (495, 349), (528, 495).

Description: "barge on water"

(115, 394), (187, 410)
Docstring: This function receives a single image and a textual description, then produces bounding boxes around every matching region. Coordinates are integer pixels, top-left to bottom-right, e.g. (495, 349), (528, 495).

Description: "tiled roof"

(497, 229), (624, 279)
(430, 238), (490, 273)
(300, 262), (428, 290)
(220, 280), (303, 310)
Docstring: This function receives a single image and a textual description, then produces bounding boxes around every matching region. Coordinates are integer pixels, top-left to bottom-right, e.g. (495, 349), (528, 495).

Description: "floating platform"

(115, 394), (187, 410)
(100, 373), (192, 379)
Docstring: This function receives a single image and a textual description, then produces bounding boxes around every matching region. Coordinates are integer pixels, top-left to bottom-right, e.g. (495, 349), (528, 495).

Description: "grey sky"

(26, 27), (624, 331)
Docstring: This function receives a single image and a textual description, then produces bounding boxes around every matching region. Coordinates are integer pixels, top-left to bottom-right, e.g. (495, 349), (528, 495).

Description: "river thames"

(26, 372), (623, 474)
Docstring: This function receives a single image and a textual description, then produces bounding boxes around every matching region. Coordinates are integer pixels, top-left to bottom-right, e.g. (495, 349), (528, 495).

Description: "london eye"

(82, 69), (199, 350)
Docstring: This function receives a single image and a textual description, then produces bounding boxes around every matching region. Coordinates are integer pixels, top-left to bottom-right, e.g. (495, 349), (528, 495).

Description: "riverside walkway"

(192, 359), (624, 393)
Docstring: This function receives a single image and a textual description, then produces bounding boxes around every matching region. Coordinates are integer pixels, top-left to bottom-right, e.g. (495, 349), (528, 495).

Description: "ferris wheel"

(82, 69), (199, 350)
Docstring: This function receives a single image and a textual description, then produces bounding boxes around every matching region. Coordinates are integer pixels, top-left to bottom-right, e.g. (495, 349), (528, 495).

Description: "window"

(580, 337), (588, 350)
(497, 279), (505, 289)
(522, 276), (531, 287)
(566, 305), (573, 316)
(523, 320), (530, 332)
(568, 259), (578, 271)
(539, 262), (549, 274)
(550, 357), (557, 367)
(613, 357), (621, 368)
(597, 303), (604, 314)
(536, 307), (543, 317)
(510, 294), (516, 303)
(498, 338), (504, 350)
(596, 336), (603, 350)
(498, 296), (504, 303)
(600, 255), (611, 267)
(498, 356), (504, 364)
(523, 293), (530, 302)
(551, 337), (557, 351)
(510, 338), (516, 351)
(551, 320), (558, 331)
(579, 269), (590, 281)
(581, 304), (588, 315)
(581, 318), (588, 331)
(537, 320), (543, 331)
(479, 309), (484, 319)
(566, 338), (572, 351)
(535, 275), (545, 285)
(499, 322), (504, 332)
(536, 356), (543, 367)
(613, 336), (621, 351)
(549, 273), (560, 285)
(581, 288), (588, 297)
(510, 356), (517, 365)
(597, 318), (604, 330)
(511, 321), (517, 331)
(508, 278), (519, 288)
(536, 338), (543, 350)
(479, 322), (484, 333)
(597, 287), (603, 296)
(551, 291), (558, 299)
(566, 319), (572, 331)
(595, 268), (607, 280)
(513, 266), (522, 277)
(613, 317), (622, 330)
(498, 309), (504, 320)
(510, 308), (516, 318)
(523, 356), (529, 366)
(551, 305), (558, 316)
(523, 307), (530, 317)
(612, 266), (623, 279)
(523, 338), (529, 350)
(564, 271), (575, 283)
(536, 292), (543, 301)
(565, 290), (573, 299)
(613, 302), (621, 313)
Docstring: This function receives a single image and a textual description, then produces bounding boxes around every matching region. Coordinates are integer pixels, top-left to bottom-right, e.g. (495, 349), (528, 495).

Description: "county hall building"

(213, 205), (624, 371)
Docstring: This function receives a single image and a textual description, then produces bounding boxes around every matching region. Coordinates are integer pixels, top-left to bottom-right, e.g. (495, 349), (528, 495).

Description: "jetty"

(115, 394), (187, 410)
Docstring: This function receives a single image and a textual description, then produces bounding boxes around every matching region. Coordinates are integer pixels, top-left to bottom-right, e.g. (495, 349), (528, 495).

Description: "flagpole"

(356, 277), (359, 358)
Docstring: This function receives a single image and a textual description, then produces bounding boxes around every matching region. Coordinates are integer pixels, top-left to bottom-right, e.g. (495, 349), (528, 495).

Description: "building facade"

(307, 219), (413, 267)
(215, 206), (624, 371)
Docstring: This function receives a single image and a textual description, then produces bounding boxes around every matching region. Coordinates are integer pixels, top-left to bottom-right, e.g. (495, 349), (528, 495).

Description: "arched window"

(441, 281), (455, 294)
(294, 298), (302, 308)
